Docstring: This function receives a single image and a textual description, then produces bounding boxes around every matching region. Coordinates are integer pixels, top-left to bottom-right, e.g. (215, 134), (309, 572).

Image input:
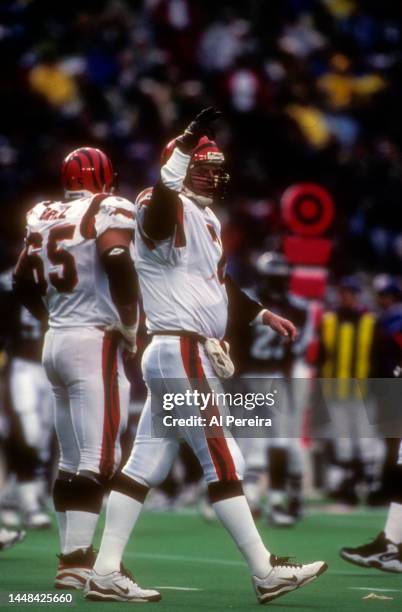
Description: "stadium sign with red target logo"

(281, 183), (334, 299)
(281, 183), (334, 236)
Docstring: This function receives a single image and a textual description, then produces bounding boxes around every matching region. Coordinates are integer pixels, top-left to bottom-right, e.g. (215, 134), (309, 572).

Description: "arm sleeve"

(225, 274), (263, 328)
(160, 147), (191, 191)
(143, 147), (191, 240)
(100, 246), (139, 326)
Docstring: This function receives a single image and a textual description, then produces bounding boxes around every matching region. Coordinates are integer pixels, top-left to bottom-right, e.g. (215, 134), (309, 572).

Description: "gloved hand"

(106, 321), (137, 354)
(176, 107), (222, 153)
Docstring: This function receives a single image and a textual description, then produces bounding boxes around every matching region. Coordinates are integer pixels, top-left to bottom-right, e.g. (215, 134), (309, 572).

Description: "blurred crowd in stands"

(1, 1), (402, 528)
(1, 0), (402, 277)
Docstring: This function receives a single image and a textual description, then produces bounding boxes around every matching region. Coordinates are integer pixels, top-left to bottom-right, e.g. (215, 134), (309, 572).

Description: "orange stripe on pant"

(100, 332), (120, 478)
(180, 337), (238, 482)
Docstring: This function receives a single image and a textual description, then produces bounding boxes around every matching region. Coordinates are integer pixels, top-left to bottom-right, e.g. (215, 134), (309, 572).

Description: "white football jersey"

(135, 189), (228, 339)
(25, 194), (135, 328)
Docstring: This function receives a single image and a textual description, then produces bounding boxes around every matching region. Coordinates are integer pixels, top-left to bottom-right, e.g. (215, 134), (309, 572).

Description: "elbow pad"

(101, 246), (138, 305)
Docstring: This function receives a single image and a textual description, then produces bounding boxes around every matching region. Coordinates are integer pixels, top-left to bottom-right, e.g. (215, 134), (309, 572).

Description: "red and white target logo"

(281, 183), (334, 236)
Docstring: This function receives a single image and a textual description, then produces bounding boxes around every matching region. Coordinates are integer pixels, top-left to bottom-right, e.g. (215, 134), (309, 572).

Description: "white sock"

(56, 512), (67, 552)
(213, 495), (271, 578)
(64, 511), (99, 555)
(384, 502), (402, 544)
(94, 492), (143, 575)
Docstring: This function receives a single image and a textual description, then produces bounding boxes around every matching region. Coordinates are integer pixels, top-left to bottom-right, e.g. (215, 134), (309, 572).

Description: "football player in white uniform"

(13, 147), (160, 602)
(87, 110), (328, 605)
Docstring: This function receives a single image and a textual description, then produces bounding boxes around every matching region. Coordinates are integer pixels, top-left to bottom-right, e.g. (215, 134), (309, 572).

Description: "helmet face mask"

(62, 147), (115, 198)
(185, 161), (230, 202)
(161, 136), (230, 206)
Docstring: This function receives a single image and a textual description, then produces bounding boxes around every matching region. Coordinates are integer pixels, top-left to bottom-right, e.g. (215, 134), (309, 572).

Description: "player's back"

(25, 194), (134, 328)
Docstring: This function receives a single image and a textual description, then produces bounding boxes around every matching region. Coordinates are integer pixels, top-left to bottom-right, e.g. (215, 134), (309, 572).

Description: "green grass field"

(1, 509), (401, 611)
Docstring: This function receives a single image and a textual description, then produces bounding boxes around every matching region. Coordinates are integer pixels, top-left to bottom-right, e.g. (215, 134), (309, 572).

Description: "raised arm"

(143, 107), (222, 240)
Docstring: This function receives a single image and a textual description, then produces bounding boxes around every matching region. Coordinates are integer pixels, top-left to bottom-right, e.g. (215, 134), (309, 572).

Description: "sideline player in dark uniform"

(230, 252), (313, 526)
(0, 267), (53, 529)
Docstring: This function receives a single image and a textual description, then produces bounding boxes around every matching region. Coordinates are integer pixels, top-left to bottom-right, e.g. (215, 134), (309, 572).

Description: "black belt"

(151, 330), (206, 344)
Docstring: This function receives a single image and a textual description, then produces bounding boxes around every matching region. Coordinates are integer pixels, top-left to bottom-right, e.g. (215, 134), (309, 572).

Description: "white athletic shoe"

(85, 567), (161, 602)
(0, 507), (21, 528)
(268, 505), (296, 528)
(252, 554), (328, 604)
(55, 547), (96, 590)
(340, 531), (402, 573)
(24, 509), (52, 530)
(0, 528), (26, 551)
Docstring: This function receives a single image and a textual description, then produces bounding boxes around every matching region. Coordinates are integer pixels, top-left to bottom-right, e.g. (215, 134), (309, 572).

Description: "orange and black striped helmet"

(61, 147), (115, 195)
(160, 136), (229, 200)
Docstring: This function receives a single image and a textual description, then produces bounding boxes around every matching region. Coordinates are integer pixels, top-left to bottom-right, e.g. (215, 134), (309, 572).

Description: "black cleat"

(340, 531), (402, 573)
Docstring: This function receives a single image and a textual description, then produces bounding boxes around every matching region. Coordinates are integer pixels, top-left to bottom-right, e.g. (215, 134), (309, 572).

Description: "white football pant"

(43, 328), (130, 478)
(123, 335), (244, 486)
